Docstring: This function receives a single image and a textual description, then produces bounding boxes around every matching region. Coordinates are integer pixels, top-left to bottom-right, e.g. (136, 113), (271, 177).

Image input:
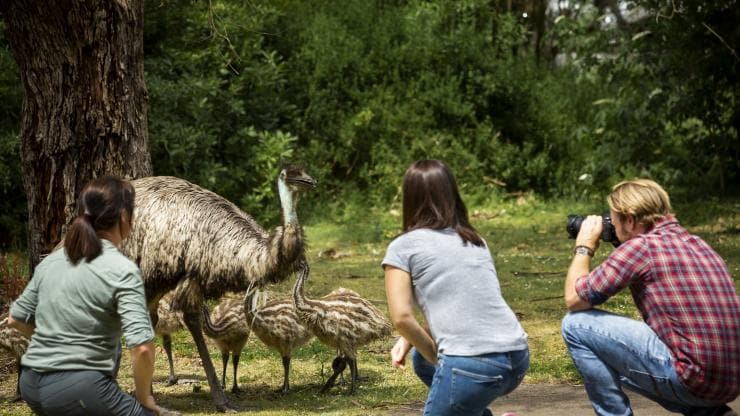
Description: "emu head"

(279, 165), (316, 193)
(277, 166), (315, 224)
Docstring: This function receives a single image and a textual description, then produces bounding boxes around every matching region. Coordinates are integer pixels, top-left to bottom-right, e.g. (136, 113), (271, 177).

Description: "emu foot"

(319, 382), (335, 393)
(230, 385), (242, 396)
(165, 375), (179, 386)
(157, 405), (183, 416)
(215, 402), (239, 413)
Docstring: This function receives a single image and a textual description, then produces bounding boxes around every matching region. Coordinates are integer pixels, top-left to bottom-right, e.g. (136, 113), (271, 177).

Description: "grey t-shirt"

(10, 239), (154, 375)
(382, 228), (528, 356)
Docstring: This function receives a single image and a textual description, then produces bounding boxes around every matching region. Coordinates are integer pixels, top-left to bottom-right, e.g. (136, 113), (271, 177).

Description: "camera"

(566, 214), (620, 246)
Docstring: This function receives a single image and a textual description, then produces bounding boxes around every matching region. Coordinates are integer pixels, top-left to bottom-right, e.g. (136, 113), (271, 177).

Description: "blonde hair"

(607, 179), (672, 228)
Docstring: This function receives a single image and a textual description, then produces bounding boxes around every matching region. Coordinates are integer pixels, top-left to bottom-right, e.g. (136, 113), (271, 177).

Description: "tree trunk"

(0, 0), (152, 271)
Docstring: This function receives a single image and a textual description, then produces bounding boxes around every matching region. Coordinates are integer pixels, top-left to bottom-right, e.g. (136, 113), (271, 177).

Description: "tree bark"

(0, 0), (152, 271)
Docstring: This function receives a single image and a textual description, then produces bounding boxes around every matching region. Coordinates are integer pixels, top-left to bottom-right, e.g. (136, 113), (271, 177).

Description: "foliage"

(0, 0), (737, 246)
(0, 22), (24, 250)
(546, 0), (739, 197)
(0, 253), (27, 313)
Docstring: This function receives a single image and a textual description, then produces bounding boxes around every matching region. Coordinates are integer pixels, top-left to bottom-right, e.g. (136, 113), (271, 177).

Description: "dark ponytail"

(65, 176), (135, 264)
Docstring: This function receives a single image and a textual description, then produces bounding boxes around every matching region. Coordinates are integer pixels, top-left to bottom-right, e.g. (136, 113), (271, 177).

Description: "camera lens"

(566, 214), (583, 239)
(566, 214), (621, 247)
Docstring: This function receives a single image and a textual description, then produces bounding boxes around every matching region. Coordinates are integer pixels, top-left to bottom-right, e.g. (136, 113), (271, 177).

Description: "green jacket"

(10, 239), (154, 375)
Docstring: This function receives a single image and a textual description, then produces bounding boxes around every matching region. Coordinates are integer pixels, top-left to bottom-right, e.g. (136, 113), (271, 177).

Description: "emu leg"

(13, 362), (22, 402)
(162, 334), (178, 386)
(231, 352), (241, 394)
(320, 356), (347, 393)
(348, 357), (358, 394)
(280, 356), (291, 394)
(183, 310), (234, 412)
(221, 351), (229, 390)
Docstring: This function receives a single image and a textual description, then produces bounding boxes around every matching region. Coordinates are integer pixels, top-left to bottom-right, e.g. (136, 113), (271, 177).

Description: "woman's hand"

(139, 394), (158, 414)
(390, 336), (412, 370)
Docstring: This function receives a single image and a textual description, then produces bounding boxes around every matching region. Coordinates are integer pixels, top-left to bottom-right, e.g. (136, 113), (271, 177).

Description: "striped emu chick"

(0, 313), (30, 402)
(154, 291), (185, 386)
(201, 296), (250, 394)
(292, 261), (392, 393)
(244, 290), (313, 394)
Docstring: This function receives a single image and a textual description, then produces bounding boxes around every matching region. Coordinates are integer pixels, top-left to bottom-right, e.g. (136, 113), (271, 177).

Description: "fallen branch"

(512, 271), (561, 277)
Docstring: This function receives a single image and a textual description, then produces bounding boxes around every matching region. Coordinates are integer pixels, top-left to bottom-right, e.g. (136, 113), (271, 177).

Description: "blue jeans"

(20, 367), (154, 416)
(412, 347), (529, 416)
(561, 310), (730, 416)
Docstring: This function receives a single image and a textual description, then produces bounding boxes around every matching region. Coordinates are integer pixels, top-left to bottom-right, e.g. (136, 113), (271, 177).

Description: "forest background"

(0, 1), (737, 413)
(0, 0), (737, 247)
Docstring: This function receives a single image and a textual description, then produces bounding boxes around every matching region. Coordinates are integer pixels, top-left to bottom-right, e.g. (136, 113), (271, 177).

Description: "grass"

(1, 196), (738, 415)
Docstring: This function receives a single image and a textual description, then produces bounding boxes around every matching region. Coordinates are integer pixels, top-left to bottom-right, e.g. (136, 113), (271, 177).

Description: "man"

(562, 179), (739, 416)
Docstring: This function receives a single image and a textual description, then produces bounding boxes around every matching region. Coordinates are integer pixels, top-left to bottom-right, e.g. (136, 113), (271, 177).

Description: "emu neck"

(278, 180), (298, 225)
(292, 269), (307, 310)
(244, 291), (258, 324)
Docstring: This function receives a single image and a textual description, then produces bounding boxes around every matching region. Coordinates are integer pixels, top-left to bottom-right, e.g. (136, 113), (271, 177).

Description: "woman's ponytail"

(64, 176), (135, 264)
(65, 213), (102, 264)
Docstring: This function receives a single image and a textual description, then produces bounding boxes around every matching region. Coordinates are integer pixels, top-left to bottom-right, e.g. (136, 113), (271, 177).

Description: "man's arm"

(565, 253), (594, 311)
(564, 215), (602, 311)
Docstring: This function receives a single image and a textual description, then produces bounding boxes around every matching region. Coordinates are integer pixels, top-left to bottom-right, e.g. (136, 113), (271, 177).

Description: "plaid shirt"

(576, 216), (740, 402)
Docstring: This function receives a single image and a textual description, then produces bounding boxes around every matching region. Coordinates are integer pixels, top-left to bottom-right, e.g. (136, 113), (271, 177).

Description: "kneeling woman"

(383, 160), (529, 416)
(8, 176), (163, 416)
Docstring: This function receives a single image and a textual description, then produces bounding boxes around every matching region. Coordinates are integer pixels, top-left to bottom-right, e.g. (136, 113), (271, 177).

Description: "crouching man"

(562, 178), (739, 416)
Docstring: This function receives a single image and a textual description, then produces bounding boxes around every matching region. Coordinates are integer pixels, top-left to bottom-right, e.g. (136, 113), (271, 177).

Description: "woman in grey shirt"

(8, 176), (169, 416)
(383, 160), (529, 416)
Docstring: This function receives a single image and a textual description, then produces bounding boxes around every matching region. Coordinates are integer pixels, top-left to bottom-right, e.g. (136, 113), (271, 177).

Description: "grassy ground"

(1, 196), (738, 415)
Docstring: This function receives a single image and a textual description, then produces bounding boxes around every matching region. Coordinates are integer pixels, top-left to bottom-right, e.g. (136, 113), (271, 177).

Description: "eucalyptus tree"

(0, 1), (152, 270)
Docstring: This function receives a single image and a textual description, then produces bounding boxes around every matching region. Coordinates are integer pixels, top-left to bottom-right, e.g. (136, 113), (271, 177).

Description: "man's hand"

(576, 215), (603, 252)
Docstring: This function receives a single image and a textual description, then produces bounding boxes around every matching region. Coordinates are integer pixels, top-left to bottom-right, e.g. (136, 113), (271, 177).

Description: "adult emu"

(123, 166), (315, 412)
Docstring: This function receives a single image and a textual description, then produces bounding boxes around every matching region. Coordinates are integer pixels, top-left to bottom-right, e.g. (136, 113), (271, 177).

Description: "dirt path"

(387, 383), (740, 416)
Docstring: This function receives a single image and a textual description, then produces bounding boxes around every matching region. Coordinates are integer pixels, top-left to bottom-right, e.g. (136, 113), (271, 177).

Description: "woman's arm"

(384, 266), (437, 364)
(130, 341), (158, 413)
(390, 336), (412, 369)
(7, 315), (34, 338)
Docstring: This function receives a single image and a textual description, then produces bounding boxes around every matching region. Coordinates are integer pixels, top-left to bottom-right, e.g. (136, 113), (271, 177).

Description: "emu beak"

(287, 174), (316, 189)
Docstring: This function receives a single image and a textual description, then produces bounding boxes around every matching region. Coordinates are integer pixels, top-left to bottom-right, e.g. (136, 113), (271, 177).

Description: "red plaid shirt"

(576, 216), (740, 402)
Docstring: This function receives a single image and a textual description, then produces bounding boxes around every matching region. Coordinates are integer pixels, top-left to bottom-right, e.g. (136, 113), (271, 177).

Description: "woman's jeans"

(561, 309), (730, 416)
(20, 367), (154, 416)
(412, 347), (530, 416)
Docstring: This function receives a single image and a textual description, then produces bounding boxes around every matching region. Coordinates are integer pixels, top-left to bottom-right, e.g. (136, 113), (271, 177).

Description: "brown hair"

(402, 159), (483, 246)
(65, 176), (135, 264)
(607, 178), (672, 229)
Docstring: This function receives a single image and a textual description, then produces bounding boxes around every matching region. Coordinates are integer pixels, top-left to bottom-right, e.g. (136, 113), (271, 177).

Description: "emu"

(292, 261), (392, 393)
(154, 291), (185, 386)
(243, 289), (313, 394)
(0, 312), (30, 402)
(123, 166), (315, 411)
(201, 295), (251, 394)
